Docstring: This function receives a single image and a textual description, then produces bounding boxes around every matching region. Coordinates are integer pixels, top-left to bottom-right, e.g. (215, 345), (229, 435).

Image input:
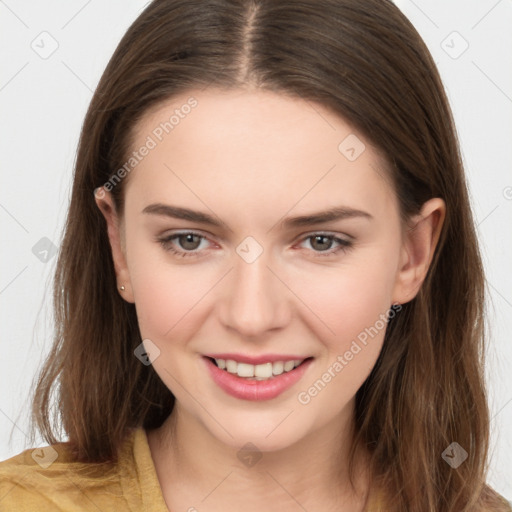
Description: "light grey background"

(1, 0), (511, 500)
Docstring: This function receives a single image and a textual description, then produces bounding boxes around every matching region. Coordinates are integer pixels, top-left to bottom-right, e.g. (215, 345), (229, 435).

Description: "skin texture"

(96, 88), (445, 512)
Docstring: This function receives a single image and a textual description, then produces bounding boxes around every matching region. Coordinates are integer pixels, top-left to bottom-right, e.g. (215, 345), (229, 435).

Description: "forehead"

(124, 88), (397, 223)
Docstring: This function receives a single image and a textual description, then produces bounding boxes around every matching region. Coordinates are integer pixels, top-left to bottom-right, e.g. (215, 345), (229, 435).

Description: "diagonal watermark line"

(0, 266), (28, 295)
(265, 409), (295, 438)
(0, 407), (29, 439)
(265, 470), (310, 511)
(407, 0), (439, 29)
(162, 368), (234, 438)
(472, 61), (512, 105)
(61, 61), (93, 93)
(0, 203), (29, 233)
(198, 78), (218, 94)
(0, 468), (32, 505)
(61, 0), (92, 29)
(0, 412), (107, 511)
(299, 95), (337, 131)
(0, 62), (29, 92)
(488, 282), (512, 308)
(164, 267), (234, 335)
(368, 161), (389, 185)
(491, 395), (512, 423)
(266, 164), (337, 234)
(64, 473), (108, 512)
(0, 0), (29, 28)
(265, 265), (336, 336)
(471, 0), (503, 30)
(163, 163), (233, 233)
(201, 471), (233, 502)
(477, 204), (499, 227)
(137, 1), (151, 14)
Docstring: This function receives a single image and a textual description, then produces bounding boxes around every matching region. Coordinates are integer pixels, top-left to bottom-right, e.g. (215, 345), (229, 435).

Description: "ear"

(94, 187), (135, 303)
(392, 197), (446, 305)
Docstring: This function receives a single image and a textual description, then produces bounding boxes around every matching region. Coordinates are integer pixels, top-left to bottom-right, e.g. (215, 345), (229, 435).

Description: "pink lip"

(203, 356), (313, 401)
(203, 353), (308, 365)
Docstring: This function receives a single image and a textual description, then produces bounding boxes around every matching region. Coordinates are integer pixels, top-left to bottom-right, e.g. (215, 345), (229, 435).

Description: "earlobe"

(94, 187), (135, 303)
(392, 197), (446, 304)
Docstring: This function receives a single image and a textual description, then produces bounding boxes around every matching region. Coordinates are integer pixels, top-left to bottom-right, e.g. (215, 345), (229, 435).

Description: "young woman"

(0, 0), (510, 511)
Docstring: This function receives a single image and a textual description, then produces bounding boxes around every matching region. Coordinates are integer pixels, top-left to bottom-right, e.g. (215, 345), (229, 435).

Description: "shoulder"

(0, 433), (136, 511)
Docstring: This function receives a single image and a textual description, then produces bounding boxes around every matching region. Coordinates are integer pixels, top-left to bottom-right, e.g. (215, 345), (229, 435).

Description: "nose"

(219, 247), (291, 338)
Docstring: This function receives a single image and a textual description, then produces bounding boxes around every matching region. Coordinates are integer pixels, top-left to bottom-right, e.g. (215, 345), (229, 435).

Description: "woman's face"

(100, 88), (422, 451)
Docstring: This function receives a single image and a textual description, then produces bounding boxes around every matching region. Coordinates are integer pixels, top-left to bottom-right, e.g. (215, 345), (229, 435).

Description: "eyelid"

(156, 230), (215, 254)
(157, 229), (354, 258)
(293, 231), (353, 256)
(293, 229), (354, 243)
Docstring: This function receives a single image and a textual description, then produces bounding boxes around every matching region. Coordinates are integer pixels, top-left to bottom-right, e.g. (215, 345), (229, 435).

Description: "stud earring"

(119, 285), (125, 291)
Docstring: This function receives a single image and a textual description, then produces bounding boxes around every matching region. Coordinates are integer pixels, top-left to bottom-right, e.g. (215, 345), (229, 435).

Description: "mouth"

(206, 356), (313, 381)
(202, 355), (314, 401)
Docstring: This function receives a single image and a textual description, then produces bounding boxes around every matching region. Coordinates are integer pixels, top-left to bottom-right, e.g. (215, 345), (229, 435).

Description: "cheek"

(293, 262), (396, 413)
(126, 236), (216, 341)
(134, 269), (214, 342)
(292, 256), (398, 347)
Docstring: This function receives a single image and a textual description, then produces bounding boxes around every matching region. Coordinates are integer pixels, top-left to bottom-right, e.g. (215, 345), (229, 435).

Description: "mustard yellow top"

(0, 428), (168, 511)
(0, 428), (384, 511)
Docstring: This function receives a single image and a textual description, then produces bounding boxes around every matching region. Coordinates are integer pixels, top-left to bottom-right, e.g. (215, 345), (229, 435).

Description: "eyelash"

(156, 231), (353, 259)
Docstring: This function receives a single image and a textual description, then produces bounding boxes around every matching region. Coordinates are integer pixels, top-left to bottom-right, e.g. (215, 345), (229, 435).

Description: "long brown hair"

(29, 0), (509, 510)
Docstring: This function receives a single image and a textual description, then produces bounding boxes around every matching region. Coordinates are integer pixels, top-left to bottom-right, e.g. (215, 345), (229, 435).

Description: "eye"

(156, 231), (353, 259)
(297, 233), (353, 257)
(157, 231), (212, 258)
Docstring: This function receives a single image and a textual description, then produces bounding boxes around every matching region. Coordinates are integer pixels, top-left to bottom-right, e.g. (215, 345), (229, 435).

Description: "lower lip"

(203, 356), (313, 401)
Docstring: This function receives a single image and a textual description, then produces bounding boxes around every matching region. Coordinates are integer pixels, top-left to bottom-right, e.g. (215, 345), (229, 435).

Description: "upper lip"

(203, 353), (312, 365)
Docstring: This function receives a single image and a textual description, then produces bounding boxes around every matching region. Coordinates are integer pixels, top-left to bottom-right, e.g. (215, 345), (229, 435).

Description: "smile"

(211, 357), (305, 380)
(202, 355), (314, 401)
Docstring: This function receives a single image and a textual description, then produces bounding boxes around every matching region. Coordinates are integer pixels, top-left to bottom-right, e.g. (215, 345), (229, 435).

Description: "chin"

(202, 408), (315, 453)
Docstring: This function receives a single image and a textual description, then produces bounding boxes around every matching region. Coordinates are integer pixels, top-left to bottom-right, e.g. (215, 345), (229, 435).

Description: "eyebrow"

(142, 203), (373, 230)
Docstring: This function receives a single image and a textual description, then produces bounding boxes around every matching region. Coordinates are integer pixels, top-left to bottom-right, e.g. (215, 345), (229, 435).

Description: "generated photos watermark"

(297, 303), (402, 405)
(94, 96), (198, 199)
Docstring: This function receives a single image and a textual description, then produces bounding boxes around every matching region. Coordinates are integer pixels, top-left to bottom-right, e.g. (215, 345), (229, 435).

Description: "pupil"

(180, 233), (200, 250)
(312, 235), (331, 251)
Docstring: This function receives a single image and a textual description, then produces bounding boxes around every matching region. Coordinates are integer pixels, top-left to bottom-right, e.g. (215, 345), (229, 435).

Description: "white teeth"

(213, 358), (306, 379)
(283, 360), (295, 372)
(254, 362), (273, 379)
(237, 363), (255, 377)
(272, 361), (284, 375)
(226, 359), (237, 373)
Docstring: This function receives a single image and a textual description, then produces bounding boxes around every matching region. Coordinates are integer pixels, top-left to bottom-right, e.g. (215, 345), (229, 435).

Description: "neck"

(147, 400), (371, 512)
